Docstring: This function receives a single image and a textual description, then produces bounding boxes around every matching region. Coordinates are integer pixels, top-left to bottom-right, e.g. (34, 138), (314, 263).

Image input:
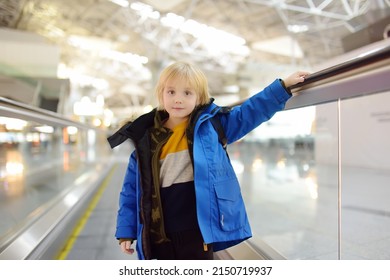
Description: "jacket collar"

(107, 109), (157, 149)
(107, 98), (216, 149)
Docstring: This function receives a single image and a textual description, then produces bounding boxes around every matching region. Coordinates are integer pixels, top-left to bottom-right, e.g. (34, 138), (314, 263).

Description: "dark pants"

(151, 229), (214, 260)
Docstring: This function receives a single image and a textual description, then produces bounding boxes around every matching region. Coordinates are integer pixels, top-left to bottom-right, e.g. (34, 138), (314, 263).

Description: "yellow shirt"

(159, 120), (193, 188)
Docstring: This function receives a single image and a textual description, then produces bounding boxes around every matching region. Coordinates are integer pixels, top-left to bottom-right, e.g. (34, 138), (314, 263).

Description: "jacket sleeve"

(115, 151), (138, 240)
(220, 79), (291, 143)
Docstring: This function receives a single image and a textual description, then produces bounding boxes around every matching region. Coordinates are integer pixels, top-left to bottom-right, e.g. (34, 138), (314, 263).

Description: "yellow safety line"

(56, 164), (118, 260)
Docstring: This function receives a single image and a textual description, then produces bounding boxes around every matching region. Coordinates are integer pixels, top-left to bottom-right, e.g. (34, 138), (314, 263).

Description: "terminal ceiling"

(1, 0), (389, 118)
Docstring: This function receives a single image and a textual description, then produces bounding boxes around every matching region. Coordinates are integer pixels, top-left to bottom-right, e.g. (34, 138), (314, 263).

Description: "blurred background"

(0, 0), (390, 260)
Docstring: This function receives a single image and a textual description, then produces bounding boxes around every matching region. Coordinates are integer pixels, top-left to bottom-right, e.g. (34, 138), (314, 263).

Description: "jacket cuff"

(118, 238), (134, 245)
(268, 79), (292, 104)
(278, 78), (292, 95)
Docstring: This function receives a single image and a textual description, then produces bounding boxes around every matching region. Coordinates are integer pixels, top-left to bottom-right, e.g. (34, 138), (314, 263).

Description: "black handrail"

(289, 42), (390, 91)
(228, 41), (390, 108)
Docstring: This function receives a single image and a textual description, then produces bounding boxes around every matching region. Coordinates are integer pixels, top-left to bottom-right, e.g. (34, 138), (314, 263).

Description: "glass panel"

(0, 117), (111, 238)
(231, 101), (339, 259)
(340, 90), (390, 259)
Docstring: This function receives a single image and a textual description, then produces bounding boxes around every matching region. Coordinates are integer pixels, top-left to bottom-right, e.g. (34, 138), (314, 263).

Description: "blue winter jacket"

(112, 79), (291, 259)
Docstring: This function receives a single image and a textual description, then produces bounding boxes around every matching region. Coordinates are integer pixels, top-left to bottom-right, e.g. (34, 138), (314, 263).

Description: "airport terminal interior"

(0, 0), (390, 260)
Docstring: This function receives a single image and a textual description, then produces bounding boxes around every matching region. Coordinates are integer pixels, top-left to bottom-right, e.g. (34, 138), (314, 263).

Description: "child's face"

(162, 77), (198, 122)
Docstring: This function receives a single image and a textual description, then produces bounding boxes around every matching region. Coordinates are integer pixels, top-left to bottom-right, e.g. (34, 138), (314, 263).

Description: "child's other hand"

(283, 71), (310, 88)
(120, 240), (135, 255)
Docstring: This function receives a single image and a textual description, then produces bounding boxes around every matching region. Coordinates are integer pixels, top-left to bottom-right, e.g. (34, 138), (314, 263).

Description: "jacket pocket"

(214, 178), (246, 231)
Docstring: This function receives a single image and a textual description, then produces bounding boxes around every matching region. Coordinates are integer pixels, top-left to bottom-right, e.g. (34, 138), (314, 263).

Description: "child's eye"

(167, 90), (174, 95)
(185, 91), (192, 96)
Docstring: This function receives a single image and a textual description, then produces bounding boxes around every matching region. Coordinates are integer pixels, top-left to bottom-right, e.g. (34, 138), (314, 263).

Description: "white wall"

(314, 91), (390, 170)
(0, 28), (60, 77)
(341, 91), (390, 169)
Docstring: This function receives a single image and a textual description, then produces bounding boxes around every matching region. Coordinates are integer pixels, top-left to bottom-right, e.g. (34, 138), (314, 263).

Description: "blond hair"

(155, 61), (210, 110)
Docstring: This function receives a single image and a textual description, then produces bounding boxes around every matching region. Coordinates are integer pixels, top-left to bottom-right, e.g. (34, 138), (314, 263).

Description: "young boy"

(108, 61), (309, 260)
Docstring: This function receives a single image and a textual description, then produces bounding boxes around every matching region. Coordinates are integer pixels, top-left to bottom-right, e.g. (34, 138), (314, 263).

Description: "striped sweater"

(159, 120), (198, 233)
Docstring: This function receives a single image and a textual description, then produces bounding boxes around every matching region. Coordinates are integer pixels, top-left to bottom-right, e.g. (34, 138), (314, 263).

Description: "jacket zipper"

(150, 131), (171, 242)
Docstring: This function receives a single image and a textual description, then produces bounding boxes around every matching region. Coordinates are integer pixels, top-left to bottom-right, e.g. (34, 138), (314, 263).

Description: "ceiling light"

(287, 24), (309, 33)
(161, 13), (249, 56)
(161, 13), (185, 29)
(131, 2), (160, 19)
(67, 35), (112, 51)
(109, 0), (129, 8)
(99, 49), (148, 65)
